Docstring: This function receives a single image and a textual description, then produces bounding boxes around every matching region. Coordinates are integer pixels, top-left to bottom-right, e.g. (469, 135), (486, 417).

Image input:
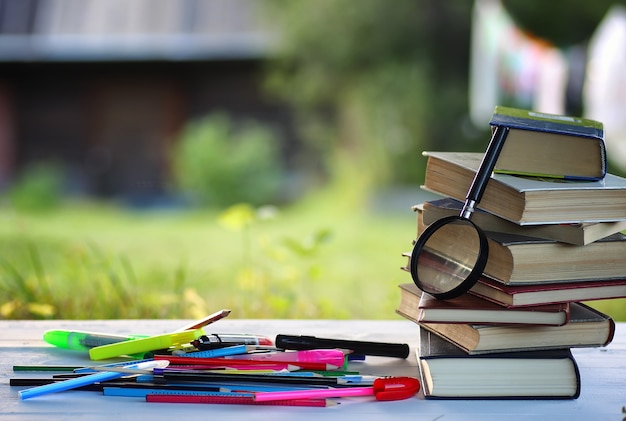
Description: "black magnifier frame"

(410, 126), (510, 300)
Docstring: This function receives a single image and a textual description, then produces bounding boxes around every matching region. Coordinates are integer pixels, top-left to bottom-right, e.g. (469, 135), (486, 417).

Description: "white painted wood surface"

(1, 319), (624, 420)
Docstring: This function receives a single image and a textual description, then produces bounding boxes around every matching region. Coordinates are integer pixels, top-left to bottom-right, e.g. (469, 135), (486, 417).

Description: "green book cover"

(490, 106), (604, 139)
(489, 106), (606, 180)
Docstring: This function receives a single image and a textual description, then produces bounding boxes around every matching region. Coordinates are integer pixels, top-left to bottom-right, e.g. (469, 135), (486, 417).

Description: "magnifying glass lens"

(411, 217), (488, 299)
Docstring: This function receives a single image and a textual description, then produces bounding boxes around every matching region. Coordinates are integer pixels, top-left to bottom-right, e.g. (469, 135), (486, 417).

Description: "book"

(470, 276), (626, 307)
(396, 282), (570, 326)
(421, 151), (626, 225)
(403, 230), (626, 285)
(417, 327), (581, 399)
(419, 302), (615, 355)
(469, 230), (626, 284)
(415, 197), (626, 246)
(490, 106), (606, 181)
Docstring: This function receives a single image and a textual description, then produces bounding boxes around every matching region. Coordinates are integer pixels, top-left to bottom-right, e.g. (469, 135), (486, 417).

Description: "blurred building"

(0, 0), (295, 203)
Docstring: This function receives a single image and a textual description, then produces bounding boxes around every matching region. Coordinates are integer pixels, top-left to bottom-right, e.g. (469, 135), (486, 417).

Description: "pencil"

(145, 394), (336, 407)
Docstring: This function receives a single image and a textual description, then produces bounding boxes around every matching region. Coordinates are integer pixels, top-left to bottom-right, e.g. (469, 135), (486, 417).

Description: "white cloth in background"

(469, 0), (568, 127)
(584, 5), (626, 172)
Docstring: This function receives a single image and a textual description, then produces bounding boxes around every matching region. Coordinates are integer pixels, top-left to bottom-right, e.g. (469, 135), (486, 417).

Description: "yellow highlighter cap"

(89, 329), (202, 361)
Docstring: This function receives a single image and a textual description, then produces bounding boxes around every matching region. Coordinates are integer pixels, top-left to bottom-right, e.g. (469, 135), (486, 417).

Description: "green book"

(490, 106), (606, 181)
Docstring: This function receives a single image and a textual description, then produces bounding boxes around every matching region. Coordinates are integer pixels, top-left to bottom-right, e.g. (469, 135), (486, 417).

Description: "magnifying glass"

(410, 126), (510, 300)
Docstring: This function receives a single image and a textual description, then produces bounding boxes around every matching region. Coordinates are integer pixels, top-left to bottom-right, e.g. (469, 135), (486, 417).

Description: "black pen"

(153, 371), (350, 387)
(275, 334), (410, 359)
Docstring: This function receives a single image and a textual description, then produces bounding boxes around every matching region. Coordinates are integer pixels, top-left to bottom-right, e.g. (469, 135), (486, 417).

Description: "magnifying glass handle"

(462, 126), (510, 218)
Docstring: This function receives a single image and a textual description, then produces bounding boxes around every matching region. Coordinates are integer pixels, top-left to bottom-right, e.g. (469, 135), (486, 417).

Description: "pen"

(73, 358), (156, 374)
(154, 355), (340, 371)
(254, 376), (420, 402)
(191, 333), (274, 350)
(221, 349), (346, 367)
(180, 344), (250, 359)
(173, 309), (231, 332)
(275, 334), (411, 359)
(13, 365), (83, 372)
(18, 360), (167, 400)
(153, 370), (350, 387)
(102, 384), (222, 397)
(157, 363), (305, 372)
(89, 330), (203, 360)
(146, 393), (335, 407)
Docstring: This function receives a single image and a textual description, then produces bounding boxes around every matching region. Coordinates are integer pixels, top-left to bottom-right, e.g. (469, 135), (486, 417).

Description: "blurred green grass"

(1, 197), (624, 321)
(0, 194), (417, 320)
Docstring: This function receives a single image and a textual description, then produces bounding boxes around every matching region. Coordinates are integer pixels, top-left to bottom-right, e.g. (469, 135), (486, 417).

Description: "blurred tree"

(262, 0), (476, 201)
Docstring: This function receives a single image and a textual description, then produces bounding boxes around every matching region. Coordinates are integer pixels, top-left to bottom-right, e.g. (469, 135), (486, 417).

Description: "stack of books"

(397, 106), (626, 399)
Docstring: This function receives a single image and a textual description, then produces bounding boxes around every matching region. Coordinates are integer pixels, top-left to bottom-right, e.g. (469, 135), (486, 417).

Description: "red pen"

(254, 377), (421, 402)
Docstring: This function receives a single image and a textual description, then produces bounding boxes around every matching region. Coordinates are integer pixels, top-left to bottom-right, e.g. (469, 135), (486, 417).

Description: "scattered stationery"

(11, 310), (420, 409)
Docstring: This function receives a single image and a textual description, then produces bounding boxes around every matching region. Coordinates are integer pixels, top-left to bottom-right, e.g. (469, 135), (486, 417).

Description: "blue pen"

(18, 360), (166, 400)
(134, 377), (324, 392)
(181, 344), (249, 359)
(73, 358), (156, 374)
(103, 388), (253, 398)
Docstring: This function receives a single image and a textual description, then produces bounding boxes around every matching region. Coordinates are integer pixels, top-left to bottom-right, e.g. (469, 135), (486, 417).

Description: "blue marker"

(18, 360), (166, 400)
(181, 344), (249, 358)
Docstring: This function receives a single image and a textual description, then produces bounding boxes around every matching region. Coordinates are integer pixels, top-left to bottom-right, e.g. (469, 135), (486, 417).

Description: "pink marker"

(224, 349), (346, 367)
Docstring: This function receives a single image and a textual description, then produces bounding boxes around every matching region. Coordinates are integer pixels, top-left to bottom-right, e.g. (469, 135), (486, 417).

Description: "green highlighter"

(43, 330), (148, 351)
(89, 329), (204, 360)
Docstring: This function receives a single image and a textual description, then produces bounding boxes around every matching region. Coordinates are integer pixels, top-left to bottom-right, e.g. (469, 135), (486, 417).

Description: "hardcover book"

(402, 230), (626, 285)
(490, 106), (606, 180)
(469, 276), (626, 307)
(415, 197), (626, 246)
(417, 327), (581, 399)
(477, 231), (626, 285)
(419, 302), (615, 355)
(421, 151), (626, 225)
(396, 282), (570, 326)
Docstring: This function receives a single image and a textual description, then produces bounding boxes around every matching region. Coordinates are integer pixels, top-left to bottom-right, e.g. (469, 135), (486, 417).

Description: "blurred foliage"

(0, 236), (204, 320)
(172, 113), (285, 208)
(217, 203), (334, 318)
(262, 0), (480, 196)
(261, 0), (626, 197)
(502, 0), (620, 47)
(7, 162), (64, 212)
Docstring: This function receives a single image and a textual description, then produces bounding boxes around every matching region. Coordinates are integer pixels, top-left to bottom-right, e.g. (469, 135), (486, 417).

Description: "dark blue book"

(490, 106), (606, 181)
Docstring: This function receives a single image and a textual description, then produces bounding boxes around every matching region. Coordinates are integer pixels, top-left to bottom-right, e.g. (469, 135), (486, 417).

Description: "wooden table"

(1, 319), (624, 420)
